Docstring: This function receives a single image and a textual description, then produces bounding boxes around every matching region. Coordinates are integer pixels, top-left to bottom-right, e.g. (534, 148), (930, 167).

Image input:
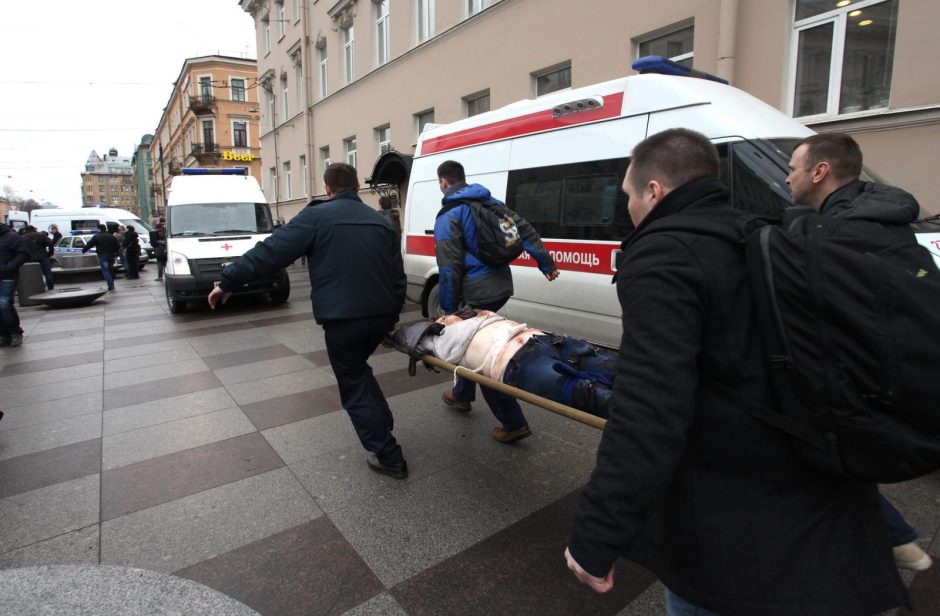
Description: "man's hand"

(545, 269), (560, 281)
(207, 286), (232, 310)
(564, 547), (614, 593)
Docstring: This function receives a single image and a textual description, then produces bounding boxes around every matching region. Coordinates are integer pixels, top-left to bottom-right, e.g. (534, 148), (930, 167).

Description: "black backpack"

(712, 213), (940, 483)
(463, 200), (525, 266)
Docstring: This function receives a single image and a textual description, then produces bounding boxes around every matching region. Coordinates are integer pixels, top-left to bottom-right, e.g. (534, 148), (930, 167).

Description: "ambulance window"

(726, 141), (791, 222)
(512, 179), (561, 224)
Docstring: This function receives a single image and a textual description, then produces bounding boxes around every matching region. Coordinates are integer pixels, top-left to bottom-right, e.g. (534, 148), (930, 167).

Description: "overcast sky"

(0, 0), (257, 209)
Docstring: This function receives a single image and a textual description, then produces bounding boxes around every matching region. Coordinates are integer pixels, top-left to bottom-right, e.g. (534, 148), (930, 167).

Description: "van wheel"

(426, 283), (444, 318)
(269, 273), (290, 303)
(166, 284), (187, 314)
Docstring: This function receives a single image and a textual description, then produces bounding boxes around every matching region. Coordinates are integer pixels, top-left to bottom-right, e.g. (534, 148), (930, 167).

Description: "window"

(320, 146), (331, 176)
(344, 136), (357, 168)
(300, 155), (308, 196)
(417, 0), (434, 42)
(281, 75), (289, 119)
(202, 120), (214, 147)
(267, 88), (276, 129)
(263, 16), (271, 54)
(791, 0), (898, 118)
(376, 0), (390, 66)
(318, 46), (328, 99)
(269, 166), (278, 200)
(467, 0), (489, 17)
(343, 25), (355, 84)
(294, 0), (301, 22)
(534, 64), (571, 97)
(415, 108), (434, 139)
(233, 121), (248, 148)
(284, 161), (293, 199)
(507, 158), (632, 241)
(637, 25), (694, 67)
(277, 1), (286, 38)
(198, 76), (212, 101)
(294, 55), (304, 110)
(231, 78), (246, 102)
(464, 90), (490, 117)
(376, 125), (391, 155)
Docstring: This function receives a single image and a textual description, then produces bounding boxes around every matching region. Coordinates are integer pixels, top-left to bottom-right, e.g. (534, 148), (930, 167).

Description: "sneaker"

(108, 286), (115, 292)
(366, 454), (408, 479)
(492, 425), (532, 444)
(893, 542), (932, 571)
(9, 334), (23, 348)
(441, 389), (472, 412)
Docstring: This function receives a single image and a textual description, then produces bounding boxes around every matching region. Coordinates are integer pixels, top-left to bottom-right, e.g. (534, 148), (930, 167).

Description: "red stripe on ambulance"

(405, 235), (618, 276)
(420, 92), (625, 155)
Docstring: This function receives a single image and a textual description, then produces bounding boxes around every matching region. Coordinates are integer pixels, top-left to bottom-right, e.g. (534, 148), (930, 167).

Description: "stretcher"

(387, 340), (607, 431)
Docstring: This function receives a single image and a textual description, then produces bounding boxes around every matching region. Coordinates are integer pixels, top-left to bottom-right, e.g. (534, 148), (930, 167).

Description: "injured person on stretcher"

(392, 308), (616, 418)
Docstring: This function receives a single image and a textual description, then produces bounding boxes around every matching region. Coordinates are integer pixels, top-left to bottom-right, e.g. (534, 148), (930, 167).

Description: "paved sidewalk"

(0, 265), (937, 615)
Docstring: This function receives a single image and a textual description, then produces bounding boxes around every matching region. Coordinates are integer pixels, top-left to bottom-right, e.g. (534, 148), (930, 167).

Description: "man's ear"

(812, 161), (831, 184)
(324, 183), (334, 197)
(648, 179), (668, 205)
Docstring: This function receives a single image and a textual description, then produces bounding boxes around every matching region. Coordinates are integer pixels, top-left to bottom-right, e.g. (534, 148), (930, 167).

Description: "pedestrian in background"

(82, 224), (120, 292)
(434, 159), (559, 444)
(123, 224), (141, 279)
(786, 131), (933, 572)
(0, 223), (29, 347)
(151, 221), (167, 281)
(377, 195), (401, 235)
(208, 162), (410, 479)
(113, 225), (128, 274)
(49, 224), (62, 245)
(564, 128), (906, 615)
(22, 225), (54, 291)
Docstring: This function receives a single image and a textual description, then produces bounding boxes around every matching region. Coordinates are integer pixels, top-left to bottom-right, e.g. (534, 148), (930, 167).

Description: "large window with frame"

(233, 121), (248, 147)
(467, 0), (489, 17)
(415, 108), (434, 139)
(344, 136), (357, 169)
(637, 24), (694, 67)
(464, 90), (490, 117)
(791, 0), (898, 118)
(230, 77), (246, 102)
(534, 64), (571, 97)
(375, 0), (390, 66)
(417, 0), (434, 42)
(318, 46), (328, 99)
(343, 25), (355, 84)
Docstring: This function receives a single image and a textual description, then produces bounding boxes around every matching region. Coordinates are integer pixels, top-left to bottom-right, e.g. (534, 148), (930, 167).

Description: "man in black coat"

(123, 225), (141, 279)
(564, 129), (906, 615)
(208, 163), (409, 478)
(82, 224), (121, 291)
(22, 225), (55, 290)
(787, 131), (933, 573)
(0, 223), (29, 347)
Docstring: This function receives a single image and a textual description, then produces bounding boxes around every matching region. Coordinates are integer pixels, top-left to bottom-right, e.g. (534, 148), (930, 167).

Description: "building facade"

(240, 0), (940, 220)
(150, 56), (263, 214)
(132, 134), (156, 221)
(81, 148), (136, 211)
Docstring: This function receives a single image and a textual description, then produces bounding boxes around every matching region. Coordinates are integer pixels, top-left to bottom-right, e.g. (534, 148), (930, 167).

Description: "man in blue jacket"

(208, 163), (409, 479)
(434, 160), (558, 443)
(0, 223), (29, 347)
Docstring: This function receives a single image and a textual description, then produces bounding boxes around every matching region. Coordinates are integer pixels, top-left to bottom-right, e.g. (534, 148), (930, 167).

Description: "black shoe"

(0, 338), (10, 347)
(366, 454), (408, 479)
(9, 334), (23, 348)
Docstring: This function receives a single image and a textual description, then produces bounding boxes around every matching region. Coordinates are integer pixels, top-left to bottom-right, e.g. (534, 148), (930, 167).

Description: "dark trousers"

(323, 314), (404, 465)
(880, 493), (918, 546)
(37, 257), (54, 290)
(451, 297), (528, 430)
(125, 250), (139, 279)
(0, 279), (21, 339)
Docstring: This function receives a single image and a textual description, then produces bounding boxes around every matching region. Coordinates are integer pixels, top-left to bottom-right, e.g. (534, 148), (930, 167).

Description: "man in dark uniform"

(208, 163), (409, 478)
(0, 223), (29, 347)
(82, 225), (121, 291)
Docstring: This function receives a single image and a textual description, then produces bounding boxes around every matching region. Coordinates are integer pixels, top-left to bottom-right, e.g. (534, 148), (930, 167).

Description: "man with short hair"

(208, 163), (409, 479)
(0, 222), (29, 347)
(434, 159), (559, 443)
(82, 224), (120, 292)
(787, 131), (933, 572)
(565, 128), (906, 615)
(22, 225), (54, 290)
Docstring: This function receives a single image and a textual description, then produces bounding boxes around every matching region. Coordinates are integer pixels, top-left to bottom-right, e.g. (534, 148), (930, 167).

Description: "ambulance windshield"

(167, 202), (274, 237)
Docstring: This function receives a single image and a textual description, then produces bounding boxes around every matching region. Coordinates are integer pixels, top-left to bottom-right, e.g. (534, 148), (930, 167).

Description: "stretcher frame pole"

(388, 341), (607, 431)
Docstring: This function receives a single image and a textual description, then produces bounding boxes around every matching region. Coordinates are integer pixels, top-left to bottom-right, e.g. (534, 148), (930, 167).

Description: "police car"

(54, 231), (148, 271)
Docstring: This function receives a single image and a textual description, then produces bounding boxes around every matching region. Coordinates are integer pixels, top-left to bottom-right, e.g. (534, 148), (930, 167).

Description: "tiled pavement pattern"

(0, 264), (937, 615)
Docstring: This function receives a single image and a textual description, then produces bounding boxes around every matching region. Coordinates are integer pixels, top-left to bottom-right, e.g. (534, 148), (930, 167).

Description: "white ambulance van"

(402, 59), (932, 348)
(9, 207), (155, 263)
(163, 168), (289, 314)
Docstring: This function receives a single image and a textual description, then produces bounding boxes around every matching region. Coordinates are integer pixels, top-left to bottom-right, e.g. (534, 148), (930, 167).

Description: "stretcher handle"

(388, 341), (607, 431)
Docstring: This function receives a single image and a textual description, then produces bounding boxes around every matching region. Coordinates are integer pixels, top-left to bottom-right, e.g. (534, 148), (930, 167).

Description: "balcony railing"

(188, 94), (216, 115)
(190, 142), (221, 162)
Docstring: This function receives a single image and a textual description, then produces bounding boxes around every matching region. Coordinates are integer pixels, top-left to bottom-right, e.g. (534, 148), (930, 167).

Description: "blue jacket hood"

(442, 183), (496, 205)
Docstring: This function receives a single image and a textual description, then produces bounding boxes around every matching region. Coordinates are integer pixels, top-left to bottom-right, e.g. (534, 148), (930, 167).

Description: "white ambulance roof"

(416, 74), (811, 157)
(166, 174), (266, 207)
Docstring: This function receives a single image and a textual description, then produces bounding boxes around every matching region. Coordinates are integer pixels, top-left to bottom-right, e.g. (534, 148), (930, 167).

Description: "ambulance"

(402, 58), (934, 348)
(163, 168), (289, 314)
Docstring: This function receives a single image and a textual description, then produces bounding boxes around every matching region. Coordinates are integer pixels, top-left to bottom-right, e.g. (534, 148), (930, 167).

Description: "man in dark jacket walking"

(208, 163), (409, 479)
(22, 225), (54, 290)
(82, 225), (120, 291)
(434, 160), (559, 443)
(0, 223), (29, 347)
(787, 131), (933, 573)
(564, 129), (906, 615)
(123, 225), (141, 279)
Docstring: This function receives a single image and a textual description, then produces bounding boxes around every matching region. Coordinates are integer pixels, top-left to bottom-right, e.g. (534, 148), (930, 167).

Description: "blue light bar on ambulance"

(631, 56), (729, 85)
(180, 167), (248, 175)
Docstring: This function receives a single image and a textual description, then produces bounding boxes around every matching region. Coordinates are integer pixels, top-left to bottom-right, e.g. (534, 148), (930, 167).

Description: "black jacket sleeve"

(218, 211), (314, 291)
(568, 233), (707, 577)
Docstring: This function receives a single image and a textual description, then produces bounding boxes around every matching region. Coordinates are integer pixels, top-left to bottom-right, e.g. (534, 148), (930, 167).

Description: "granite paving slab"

(0, 413), (102, 462)
(0, 438), (100, 499)
(0, 474), (100, 553)
(0, 360), (102, 390)
(0, 373), (102, 410)
(103, 345), (202, 374)
(0, 350), (104, 378)
(0, 525), (100, 569)
(261, 409), (362, 465)
(213, 354), (317, 386)
(225, 366), (337, 406)
(102, 387), (237, 436)
(0, 392), (102, 433)
(240, 384), (343, 431)
(340, 593), (409, 616)
(102, 370), (221, 410)
(103, 357), (209, 389)
(202, 343), (298, 370)
(102, 338), (194, 361)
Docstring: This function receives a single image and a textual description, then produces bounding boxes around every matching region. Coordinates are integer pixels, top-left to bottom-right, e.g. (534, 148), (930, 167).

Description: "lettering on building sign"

(223, 151), (254, 162)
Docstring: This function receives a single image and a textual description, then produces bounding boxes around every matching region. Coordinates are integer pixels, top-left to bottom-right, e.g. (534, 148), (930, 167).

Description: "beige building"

(150, 56), (263, 216)
(240, 0), (940, 220)
(81, 148), (136, 211)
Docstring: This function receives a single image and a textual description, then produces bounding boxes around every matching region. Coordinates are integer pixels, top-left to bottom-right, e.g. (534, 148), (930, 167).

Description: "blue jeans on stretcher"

(501, 334), (616, 418)
(451, 298), (528, 431)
